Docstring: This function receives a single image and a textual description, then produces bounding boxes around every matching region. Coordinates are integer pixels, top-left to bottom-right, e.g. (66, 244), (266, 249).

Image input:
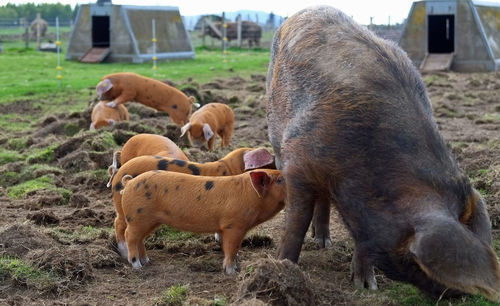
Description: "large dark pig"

(266, 5), (500, 301)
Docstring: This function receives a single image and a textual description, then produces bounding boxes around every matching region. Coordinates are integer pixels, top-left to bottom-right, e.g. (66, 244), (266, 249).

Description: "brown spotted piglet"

(90, 101), (129, 130)
(180, 102), (234, 151)
(110, 147), (275, 259)
(267, 5), (500, 301)
(106, 133), (189, 188)
(120, 169), (285, 273)
(96, 72), (196, 125)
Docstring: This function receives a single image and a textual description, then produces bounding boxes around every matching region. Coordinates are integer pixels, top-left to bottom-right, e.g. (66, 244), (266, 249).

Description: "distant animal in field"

(30, 18), (48, 39)
(120, 169), (285, 273)
(180, 102), (234, 151)
(267, 5), (500, 301)
(90, 101), (129, 131)
(109, 146), (276, 258)
(204, 20), (262, 47)
(96, 72), (196, 125)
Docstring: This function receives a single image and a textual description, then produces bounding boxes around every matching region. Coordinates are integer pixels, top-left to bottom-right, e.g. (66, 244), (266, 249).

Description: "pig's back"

(267, 6), (458, 190)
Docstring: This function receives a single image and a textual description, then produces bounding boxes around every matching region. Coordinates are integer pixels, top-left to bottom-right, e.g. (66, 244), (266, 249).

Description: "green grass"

(0, 148), (25, 165)
(0, 45), (270, 104)
(156, 284), (188, 306)
(6, 175), (72, 202)
(47, 226), (113, 244)
(0, 256), (60, 291)
(26, 143), (59, 164)
(149, 225), (196, 243)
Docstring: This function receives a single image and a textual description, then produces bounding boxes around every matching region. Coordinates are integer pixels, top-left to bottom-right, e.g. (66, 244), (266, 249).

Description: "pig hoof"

(106, 101), (117, 108)
(131, 260), (143, 269)
(224, 263), (237, 274)
(140, 256), (151, 266)
(352, 271), (378, 290)
(117, 241), (128, 259)
(214, 232), (221, 242)
(314, 237), (333, 248)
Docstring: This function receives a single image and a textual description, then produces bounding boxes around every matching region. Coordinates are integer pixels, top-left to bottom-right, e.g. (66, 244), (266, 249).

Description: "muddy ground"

(0, 71), (499, 305)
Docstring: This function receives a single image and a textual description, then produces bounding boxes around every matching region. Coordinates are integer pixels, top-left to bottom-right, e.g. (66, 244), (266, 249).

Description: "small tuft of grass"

(0, 148), (25, 166)
(47, 226), (113, 244)
(26, 143), (59, 164)
(213, 296), (227, 306)
(149, 225), (196, 243)
(7, 137), (29, 151)
(6, 175), (72, 203)
(156, 284), (188, 306)
(0, 256), (60, 291)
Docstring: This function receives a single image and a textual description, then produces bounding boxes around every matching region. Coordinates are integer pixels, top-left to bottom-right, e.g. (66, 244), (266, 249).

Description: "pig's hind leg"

(277, 177), (316, 262)
(350, 245), (378, 290)
(311, 198), (333, 248)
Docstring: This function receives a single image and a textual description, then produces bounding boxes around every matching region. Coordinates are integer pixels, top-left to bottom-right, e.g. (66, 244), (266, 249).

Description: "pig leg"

(277, 180), (315, 262)
(311, 199), (333, 248)
(221, 228), (246, 274)
(137, 226), (158, 266)
(350, 244), (378, 290)
(125, 226), (143, 269)
(114, 215), (128, 259)
(106, 92), (135, 108)
(207, 136), (216, 151)
(221, 123), (234, 148)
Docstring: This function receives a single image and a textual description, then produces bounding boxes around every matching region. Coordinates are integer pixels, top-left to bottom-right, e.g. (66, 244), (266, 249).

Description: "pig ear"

(244, 148), (275, 170)
(203, 123), (214, 141)
(249, 171), (271, 198)
(408, 216), (500, 300)
(96, 78), (113, 96)
(180, 122), (192, 137)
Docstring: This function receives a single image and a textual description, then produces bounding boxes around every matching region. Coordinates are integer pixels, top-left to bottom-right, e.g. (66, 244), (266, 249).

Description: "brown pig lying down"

(109, 147), (275, 259)
(266, 5), (500, 301)
(96, 72), (196, 125)
(90, 101), (129, 130)
(106, 133), (189, 188)
(120, 169), (285, 273)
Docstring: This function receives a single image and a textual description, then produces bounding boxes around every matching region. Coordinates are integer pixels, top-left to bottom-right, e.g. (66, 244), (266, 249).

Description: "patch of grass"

(0, 113), (32, 133)
(482, 113), (500, 123)
(381, 282), (497, 306)
(87, 131), (118, 151)
(0, 256), (60, 291)
(156, 284), (188, 306)
(7, 137), (29, 151)
(0, 148), (25, 165)
(6, 175), (72, 203)
(149, 225), (196, 243)
(487, 139), (500, 149)
(47, 226), (113, 244)
(213, 296), (228, 306)
(0, 171), (21, 187)
(26, 143), (59, 164)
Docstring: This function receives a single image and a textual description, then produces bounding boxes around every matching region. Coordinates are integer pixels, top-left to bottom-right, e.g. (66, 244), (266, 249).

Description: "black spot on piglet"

(188, 164), (200, 175)
(205, 181), (214, 190)
(158, 159), (168, 170)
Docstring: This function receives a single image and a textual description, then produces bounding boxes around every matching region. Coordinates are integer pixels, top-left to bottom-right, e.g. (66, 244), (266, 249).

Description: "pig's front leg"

(351, 245), (378, 290)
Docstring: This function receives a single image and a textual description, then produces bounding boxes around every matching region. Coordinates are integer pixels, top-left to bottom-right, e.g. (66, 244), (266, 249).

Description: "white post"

(152, 19), (157, 76)
(56, 16), (62, 87)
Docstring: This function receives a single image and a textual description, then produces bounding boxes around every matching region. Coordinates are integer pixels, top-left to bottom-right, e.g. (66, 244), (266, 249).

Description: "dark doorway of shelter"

(428, 15), (454, 53)
(92, 16), (110, 47)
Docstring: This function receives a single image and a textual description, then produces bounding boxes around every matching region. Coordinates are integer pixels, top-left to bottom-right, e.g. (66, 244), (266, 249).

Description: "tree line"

(0, 3), (76, 21)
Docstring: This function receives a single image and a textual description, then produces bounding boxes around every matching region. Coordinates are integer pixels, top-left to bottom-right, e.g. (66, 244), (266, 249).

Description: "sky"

(2, 0), (419, 24)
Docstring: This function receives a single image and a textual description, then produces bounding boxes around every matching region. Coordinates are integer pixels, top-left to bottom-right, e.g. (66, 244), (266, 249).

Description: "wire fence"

(0, 17), (73, 44)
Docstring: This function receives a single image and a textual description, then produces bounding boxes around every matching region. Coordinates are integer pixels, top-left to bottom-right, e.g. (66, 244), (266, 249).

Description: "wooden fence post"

(237, 14), (242, 48)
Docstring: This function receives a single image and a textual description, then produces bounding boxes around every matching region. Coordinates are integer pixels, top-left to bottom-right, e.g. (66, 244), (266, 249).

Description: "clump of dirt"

(23, 189), (69, 210)
(26, 209), (60, 226)
(26, 245), (95, 286)
(0, 223), (56, 257)
(235, 258), (316, 306)
(68, 192), (91, 208)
